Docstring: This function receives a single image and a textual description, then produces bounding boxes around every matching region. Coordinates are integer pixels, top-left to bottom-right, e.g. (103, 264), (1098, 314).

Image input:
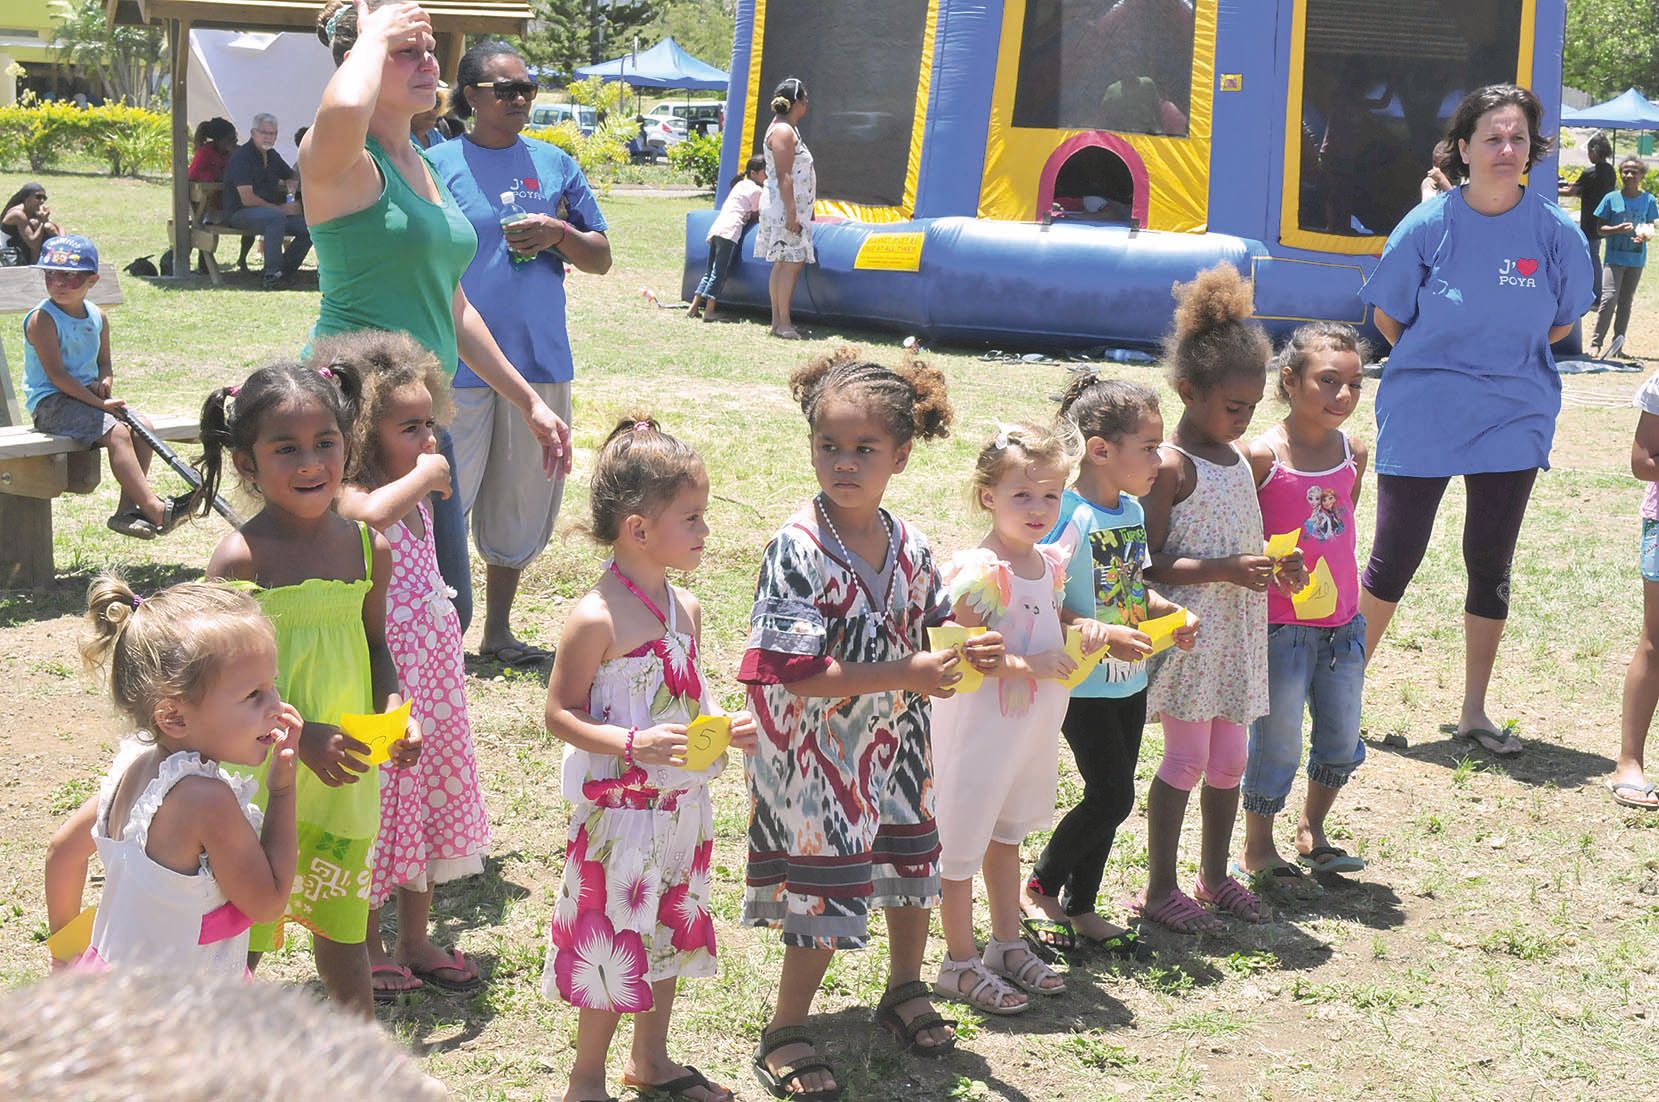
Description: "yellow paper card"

(46, 905), (96, 963)
(682, 714), (732, 772)
(340, 700), (414, 767)
(1060, 627), (1110, 689)
(1292, 557), (1339, 621)
(926, 625), (985, 693)
(1265, 530), (1301, 559)
(1138, 609), (1187, 657)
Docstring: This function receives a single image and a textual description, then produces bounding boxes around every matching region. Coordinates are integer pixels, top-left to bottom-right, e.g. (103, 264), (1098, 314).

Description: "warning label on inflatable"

(854, 233), (925, 272)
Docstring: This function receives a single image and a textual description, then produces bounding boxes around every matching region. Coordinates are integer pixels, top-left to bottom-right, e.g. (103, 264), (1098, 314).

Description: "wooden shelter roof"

(107, 0), (533, 36)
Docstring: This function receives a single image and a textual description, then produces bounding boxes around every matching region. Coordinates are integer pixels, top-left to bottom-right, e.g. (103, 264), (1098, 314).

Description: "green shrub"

(524, 116), (633, 191)
(0, 100), (170, 175)
(668, 132), (721, 189)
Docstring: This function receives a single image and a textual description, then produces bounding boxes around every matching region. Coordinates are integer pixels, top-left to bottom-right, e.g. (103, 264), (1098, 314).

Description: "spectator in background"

(1, 183), (61, 266)
(222, 113), (311, 289)
(1561, 133), (1616, 300)
(1592, 155), (1658, 360)
(1420, 139), (1458, 203)
(411, 82), (462, 149)
(186, 117), (252, 274)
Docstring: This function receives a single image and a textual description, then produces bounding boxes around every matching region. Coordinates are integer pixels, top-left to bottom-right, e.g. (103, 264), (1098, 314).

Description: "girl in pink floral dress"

(328, 330), (492, 999)
(542, 415), (757, 1102)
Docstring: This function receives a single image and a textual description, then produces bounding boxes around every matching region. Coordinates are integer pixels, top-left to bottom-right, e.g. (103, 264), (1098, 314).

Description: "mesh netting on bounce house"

(681, 0), (1570, 349)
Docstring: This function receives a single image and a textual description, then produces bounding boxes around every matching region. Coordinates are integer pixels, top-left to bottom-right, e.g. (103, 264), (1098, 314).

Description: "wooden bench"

(0, 266), (202, 588)
(168, 182), (300, 286)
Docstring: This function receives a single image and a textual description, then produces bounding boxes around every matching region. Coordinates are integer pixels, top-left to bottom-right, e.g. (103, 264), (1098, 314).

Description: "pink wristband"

(623, 725), (636, 768)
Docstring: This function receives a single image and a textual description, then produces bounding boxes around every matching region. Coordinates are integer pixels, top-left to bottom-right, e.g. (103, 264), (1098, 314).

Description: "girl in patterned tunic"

(197, 361), (421, 1015)
(1137, 265), (1305, 934)
(542, 415), (756, 1102)
(740, 348), (1001, 1101)
(328, 330), (492, 999)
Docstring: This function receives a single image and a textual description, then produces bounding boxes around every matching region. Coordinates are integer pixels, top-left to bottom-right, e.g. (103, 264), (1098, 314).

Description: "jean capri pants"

(1641, 519), (1659, 583)
(450, 381), (571, 570)
(1242, 614), (1367, 816)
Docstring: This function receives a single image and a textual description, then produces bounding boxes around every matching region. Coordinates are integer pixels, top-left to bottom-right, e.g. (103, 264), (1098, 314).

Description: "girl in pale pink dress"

(328, 330), (492, 998)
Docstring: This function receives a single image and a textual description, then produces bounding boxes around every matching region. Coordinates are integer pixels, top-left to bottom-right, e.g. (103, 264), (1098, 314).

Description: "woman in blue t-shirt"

(1591, 155), (1657, 360)
(1357, 84), (1594, 757)
(427, 41), (613, 668)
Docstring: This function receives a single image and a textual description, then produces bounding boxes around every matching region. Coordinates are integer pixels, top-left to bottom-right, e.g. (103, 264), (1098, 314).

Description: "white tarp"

(187, 30), (335, 164)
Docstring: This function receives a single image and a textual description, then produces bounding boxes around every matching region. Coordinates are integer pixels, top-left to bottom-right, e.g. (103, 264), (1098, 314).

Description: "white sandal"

(933, 954), (1030, 1016)
(983, 936), (1066, 996)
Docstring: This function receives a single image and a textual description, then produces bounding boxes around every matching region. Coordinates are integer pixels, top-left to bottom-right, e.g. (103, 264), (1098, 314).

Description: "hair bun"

(770, 95), (791, 115)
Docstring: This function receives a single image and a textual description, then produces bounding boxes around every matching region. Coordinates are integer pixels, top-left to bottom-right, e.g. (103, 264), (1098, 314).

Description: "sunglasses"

(473, 79), (536, 102)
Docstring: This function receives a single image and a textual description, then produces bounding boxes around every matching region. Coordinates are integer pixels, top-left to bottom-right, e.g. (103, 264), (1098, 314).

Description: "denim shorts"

(1242, 614), (1367, 816)
(1642, 518), (1659, 583)
(32, 392), (115, 446)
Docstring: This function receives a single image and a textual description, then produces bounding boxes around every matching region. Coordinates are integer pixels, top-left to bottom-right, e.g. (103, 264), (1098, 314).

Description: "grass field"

(2, 170), (1659, 1101)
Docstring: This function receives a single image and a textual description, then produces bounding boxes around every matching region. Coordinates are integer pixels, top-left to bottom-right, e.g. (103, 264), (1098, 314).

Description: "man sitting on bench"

(22, 235), (184, 539)
(223, 113), (312, 290)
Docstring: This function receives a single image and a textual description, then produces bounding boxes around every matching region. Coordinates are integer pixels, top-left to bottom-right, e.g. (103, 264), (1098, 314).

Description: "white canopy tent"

(187, 30), (334, 164)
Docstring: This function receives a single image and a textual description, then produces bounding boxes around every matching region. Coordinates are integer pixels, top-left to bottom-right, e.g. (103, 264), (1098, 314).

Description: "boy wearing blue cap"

(23, 235), (181, 538)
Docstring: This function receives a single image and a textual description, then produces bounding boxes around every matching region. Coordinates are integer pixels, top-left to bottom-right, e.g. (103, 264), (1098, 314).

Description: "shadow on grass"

(0, 561), (205, 627)
(431, 853), (533, 933)
(1368, 727), (1614, 790)
(803, 1004), (1048, 1102)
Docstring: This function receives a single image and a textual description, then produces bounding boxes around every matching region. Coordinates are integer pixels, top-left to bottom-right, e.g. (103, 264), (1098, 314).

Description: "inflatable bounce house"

(682, 0), (1570, 348)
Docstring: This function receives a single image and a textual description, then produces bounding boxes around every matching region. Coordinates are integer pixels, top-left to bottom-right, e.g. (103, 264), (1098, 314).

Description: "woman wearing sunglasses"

(425, 40), (612, 668)
(303, 0), (573, 635)
(1, 183), (61, 266)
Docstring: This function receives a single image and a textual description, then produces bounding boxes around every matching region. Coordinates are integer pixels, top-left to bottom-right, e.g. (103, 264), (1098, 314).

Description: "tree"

(50, 0), (167, 109)
(521, 0), (660, 78)
(1562, 0), (1659, 101)
(644, 0), (734, 69)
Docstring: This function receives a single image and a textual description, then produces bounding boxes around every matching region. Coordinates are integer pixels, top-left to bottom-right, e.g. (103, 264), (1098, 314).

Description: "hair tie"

(226, 384), (240, 397)
(993, 424), (1020, 450)
(318, 366), (334, 380)
(632, 421), (652, 434)
(324, 8), (341, 39)
(131, 594), (143, 608)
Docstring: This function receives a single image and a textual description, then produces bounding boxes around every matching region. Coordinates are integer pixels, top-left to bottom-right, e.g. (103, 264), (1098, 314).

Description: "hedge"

(0, 102), (172, 177)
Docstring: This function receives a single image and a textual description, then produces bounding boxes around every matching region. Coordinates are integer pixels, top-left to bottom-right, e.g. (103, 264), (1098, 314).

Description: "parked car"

(528, 102), (598, 135)
(644, 102), (723, 137)
(628, 115), (685, 161)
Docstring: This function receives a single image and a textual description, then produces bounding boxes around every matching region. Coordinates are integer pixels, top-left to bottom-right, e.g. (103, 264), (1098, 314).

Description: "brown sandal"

(873, 980), (957, 1057)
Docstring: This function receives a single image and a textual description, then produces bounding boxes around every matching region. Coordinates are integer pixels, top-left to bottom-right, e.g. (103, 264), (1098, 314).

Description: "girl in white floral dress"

(758, 76), (816, 339)
(1138, 266), (1305, 935)
(542, 415), (757, 1102)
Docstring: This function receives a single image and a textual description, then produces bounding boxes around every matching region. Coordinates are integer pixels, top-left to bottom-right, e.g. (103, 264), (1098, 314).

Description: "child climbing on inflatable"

(43, 579), (302, 977)
(541, 415), (757, 1102)
(197, 361), (420, 1014)
(1240, 324), (1371, 884)
(931, 420), (1079, 1015)
(1136, 264), (1304, 933)
(741, 347), (1000, 1098)
(327, 330), (493, 998)
(1022, 375), (1196, 955)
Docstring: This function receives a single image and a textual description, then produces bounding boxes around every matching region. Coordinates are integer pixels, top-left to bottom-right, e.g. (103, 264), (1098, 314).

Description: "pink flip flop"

(1129, 888), (1222, 935)
(1195, 875), (1266, 923)
(370, 962), (424, 1001)
(407, 947), (482, 992)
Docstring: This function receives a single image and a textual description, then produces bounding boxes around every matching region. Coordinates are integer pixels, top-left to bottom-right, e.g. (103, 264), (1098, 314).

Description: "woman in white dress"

(757, 77), (815, 340)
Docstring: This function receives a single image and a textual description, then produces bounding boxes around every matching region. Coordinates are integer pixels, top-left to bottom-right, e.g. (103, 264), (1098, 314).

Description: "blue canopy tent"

(574, 37), (730, 90)
(1562, 88), (1659, 130)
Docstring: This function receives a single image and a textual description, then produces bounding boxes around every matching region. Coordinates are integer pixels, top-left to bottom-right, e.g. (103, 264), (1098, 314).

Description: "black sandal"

(752, 1025), (841, 1100)
(873, 980), (958, 1057)
(623, 1063), (733, 1101)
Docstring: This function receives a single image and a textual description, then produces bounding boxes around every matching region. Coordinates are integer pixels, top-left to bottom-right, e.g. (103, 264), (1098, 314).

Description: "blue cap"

(35, 234), (98, 273)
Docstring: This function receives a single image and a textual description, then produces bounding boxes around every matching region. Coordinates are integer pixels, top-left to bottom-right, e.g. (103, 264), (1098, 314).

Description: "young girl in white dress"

(43, 578), (302, 976)
(542, 415), (757, 1102)
(931, 421), (1082, 1016)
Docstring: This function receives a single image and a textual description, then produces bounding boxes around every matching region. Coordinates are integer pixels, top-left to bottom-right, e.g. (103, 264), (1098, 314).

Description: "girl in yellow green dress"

(195, 359), (420, 1014)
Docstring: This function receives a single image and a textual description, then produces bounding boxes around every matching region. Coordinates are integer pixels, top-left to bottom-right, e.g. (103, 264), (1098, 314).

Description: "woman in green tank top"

(302, 0), (572, 634)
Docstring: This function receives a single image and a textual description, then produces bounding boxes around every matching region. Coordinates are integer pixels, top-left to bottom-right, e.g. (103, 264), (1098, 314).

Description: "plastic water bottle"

(498, 190), (532, 265)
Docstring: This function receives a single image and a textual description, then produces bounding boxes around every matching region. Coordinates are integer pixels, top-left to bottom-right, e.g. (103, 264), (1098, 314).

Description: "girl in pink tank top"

(1241, 324), (1372, 888)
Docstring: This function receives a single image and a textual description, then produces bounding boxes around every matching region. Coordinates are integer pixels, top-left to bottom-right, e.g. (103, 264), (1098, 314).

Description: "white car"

(528, 102), (598, 135)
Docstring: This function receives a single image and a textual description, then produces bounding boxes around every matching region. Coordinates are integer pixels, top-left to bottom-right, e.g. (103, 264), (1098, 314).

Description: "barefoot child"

(327, 330), (492, 997)
(541, 415), (756, 1102)
(1022, 376), (1195, 954)
(196, 361), (420, 1015)
(44, 578), (302, 976)
(932, 421), (1081, 1016)
(22, 234), (186, 539)
(1137, 265), (1304, 934)
(741, 348), (1001, 1099)
(1240, 325), (1371, 880)
(1613, 370), (1659, 809)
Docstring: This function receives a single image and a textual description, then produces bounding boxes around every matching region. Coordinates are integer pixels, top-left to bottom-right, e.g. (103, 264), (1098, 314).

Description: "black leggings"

(1029, 692), (1146, 917)
(1361, 469), (1538, 620)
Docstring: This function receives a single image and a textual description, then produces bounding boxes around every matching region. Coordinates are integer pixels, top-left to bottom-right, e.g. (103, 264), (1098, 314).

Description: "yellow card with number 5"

(683, 714), (732, 772)
(927, 626), (985, 693)
(340, 700), (414, 767)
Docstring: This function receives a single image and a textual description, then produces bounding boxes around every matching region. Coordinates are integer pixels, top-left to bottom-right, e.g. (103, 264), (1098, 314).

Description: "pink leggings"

(1156, 714), (1248, 791)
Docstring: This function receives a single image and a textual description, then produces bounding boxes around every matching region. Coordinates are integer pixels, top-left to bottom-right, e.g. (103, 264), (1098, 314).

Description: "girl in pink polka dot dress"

(327, 330), (493, 999)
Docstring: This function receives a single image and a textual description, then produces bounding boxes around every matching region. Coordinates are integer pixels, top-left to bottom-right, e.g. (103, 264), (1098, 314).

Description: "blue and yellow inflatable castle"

(682, 0), (1570, 348)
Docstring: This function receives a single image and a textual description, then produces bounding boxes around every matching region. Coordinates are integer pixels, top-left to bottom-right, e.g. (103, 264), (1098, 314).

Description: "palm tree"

(50, 0), (167, 108)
